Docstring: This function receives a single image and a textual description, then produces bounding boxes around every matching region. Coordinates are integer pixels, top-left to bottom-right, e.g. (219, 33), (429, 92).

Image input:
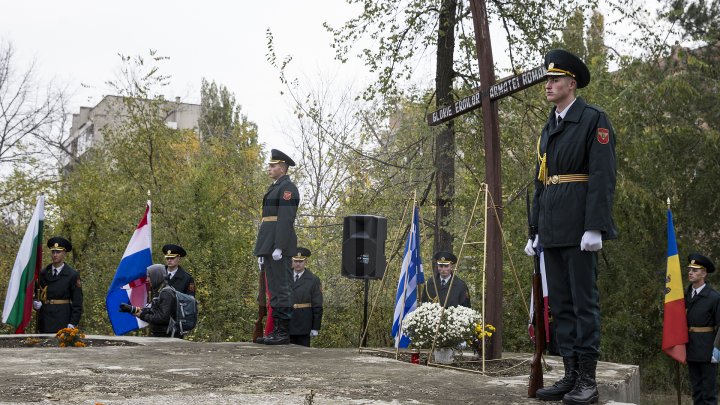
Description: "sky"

(0, 1), (371, 153)
(1, 1), (660, 158)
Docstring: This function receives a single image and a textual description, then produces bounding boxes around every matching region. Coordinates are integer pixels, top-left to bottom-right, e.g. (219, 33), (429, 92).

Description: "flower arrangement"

(55, 327), (86, 348)
(402, 302), (485, 349)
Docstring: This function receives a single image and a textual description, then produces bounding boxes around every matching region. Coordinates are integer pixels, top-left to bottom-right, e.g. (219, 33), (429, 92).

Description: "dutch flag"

(105, 201), (152, 335)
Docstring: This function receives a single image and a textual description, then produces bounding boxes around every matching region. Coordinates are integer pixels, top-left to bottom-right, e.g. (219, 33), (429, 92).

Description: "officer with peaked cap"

(422, 251), (470, 308)
(162, 244), (196, 296)
(33, 237), (83, 333)
(288, 247), (323, 347)
(524, 49), (617, 403)
(253, 148), (300, 345)
(684, 253), (720, 404)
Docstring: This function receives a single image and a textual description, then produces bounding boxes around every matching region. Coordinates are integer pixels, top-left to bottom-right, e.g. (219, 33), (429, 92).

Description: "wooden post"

(469, 0), (503, 359)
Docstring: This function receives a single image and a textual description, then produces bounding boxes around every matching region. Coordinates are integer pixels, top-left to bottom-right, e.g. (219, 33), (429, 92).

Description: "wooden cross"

(426, 0), (547, 359)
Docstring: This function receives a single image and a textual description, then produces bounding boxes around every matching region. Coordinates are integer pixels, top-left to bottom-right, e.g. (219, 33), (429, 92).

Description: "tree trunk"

(434, 0), (458, 255)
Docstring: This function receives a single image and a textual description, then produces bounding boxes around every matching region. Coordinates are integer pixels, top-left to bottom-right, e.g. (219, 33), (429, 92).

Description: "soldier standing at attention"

(684, 253), (720, 405)
(422, 251), (471, 308)
(524, 49), (617, 405)
(33, 237), (83, 333)
(254, 149), (300, 345)
(162, 244), (196, 296)
(289, 247), (323, 347)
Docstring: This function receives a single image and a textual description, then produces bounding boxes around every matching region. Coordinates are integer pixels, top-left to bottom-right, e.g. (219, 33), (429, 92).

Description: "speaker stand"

(361, 278), (369, 347)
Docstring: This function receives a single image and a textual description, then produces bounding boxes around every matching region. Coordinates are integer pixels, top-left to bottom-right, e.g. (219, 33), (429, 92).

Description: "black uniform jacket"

(531, 98), (618, 248)
(289, 269), (323, 335)
(422, 274), (471, 308)
(253, 174), (300, 256)
(168, 266), (195, 296)
(685, 283), (720, 362)
(139, 287), (177, 338)
(37, 263), (83, 333)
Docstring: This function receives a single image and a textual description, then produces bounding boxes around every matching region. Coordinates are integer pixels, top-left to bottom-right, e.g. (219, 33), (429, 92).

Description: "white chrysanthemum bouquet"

(402, 302), (483, 349)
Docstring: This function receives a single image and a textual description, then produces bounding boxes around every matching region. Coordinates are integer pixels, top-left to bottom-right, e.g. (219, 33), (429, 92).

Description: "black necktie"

(295, 274), (299, 282)
(53, 269), (58, 277)
(556, 115), (562, 126)
(441, 279), (446, 287)
(692, 290), (697, 299)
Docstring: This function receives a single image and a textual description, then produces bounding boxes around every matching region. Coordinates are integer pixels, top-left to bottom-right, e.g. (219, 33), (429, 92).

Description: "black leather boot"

(264, 319), (290, 345)
(562, 356), (599, 404)
(256, 321), (278, 344)
(536, 356), (578, 401)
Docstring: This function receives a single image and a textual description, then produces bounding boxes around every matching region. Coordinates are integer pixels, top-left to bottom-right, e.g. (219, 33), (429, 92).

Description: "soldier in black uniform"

(524, 49), (617, 404)
(120, 264), (176, 338)
(422, 252), (471, 308)
(162, 244), (196, 296)
(253, 149), (300, 345)
(32, 237), (83, 333)
(684, 253), (720, 405)
(288, 247), (323, 347)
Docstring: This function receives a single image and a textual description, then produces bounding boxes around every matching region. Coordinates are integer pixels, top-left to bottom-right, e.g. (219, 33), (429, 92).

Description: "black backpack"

(162, 286), (198, 337)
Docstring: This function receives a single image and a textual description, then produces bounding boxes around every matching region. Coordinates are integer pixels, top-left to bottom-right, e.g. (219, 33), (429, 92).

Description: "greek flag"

(392, 205), (424, 348)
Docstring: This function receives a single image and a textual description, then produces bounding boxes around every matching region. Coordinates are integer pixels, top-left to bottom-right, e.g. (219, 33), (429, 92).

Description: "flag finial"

(667, 197), (671, 209)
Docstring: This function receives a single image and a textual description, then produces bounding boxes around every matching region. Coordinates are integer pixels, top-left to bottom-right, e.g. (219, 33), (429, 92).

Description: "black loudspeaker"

(342, 215), (387, 280)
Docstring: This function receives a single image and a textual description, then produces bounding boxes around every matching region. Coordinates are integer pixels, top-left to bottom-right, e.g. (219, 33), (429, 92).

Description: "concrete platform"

(0, 335), (639, 404)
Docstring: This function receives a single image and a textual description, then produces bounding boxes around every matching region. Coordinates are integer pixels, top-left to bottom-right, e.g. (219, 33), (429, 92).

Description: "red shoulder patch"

(597, 128), (610, 144)
(283, 191), (292, 201)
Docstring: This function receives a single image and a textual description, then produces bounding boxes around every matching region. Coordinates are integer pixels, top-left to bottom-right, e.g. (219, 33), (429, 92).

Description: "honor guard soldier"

(422, 252), (470, 308)
(288, 247), (323, 347)
(524, 49), (617, 404)
(33, 237), (83, 333)
(253, 149), (300, 345)
(685, 253), (720, 405)
(162, 244), (196, 296)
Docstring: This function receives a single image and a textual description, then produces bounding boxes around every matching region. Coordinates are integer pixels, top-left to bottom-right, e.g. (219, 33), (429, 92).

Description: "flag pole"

(668, 197), (682, 405)
(395, 192), (417, 359)
(675, 361), (681, 405)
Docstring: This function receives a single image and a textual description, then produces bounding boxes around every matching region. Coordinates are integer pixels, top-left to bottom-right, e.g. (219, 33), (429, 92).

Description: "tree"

(0, 41), (67, 185)
(325, 0), (580, 253)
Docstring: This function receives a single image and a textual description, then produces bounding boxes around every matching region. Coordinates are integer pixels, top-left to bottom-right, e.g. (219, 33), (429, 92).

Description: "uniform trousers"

(290, 334), (311, 347)
(543, 246), (600, 359)
(688, 361), (718, 405)
(262, 254), (294, 321)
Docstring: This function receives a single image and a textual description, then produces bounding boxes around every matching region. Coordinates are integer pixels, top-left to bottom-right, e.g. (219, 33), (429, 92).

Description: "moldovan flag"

(662, 208), (688, 363)
(106, 201), (152, 335)
(2, 195), (44, 333)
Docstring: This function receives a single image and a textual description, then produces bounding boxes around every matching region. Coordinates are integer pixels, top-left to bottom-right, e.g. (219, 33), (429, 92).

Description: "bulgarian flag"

(662, 207), (688, 363)
(2, 195), (45, 333)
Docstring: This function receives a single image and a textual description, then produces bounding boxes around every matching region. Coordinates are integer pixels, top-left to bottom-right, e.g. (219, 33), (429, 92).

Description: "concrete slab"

(0, 335), (639, 404)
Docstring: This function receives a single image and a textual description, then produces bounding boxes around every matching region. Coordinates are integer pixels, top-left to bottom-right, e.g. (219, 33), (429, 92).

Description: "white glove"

(310, 330), (319, 337)
(712, 347), (720, 364)
(257, 256), (264, 266)
(67, 324), (74, 329)
(272, 248), (282, 261)
(32, 300), (42, 310)
(524, 235), (539, 256)
(580, 230), (603, 251)
(458, 341), (467, 349)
